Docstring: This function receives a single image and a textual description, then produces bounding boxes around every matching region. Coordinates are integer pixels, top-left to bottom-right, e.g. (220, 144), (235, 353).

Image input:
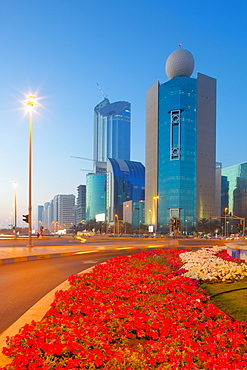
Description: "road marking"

(74, 250), (99, 255)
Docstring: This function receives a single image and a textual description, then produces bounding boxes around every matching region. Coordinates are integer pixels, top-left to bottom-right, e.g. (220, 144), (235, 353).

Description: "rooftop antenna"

(96, 82), (108, 99)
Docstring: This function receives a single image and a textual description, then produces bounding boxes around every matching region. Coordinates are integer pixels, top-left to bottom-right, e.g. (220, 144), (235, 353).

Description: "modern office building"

(43, 202), (51, 230)
(106, 158), (145, 221)
(37, 205), (44, 230)
(57, 194), (75, 229)
(86, 173), (107, 220)
(41, 194), (75, 231)
(75, 185), (86, 225)
(221, 162), (247, 225)
(145, 48), (216, 232)
(215, 162), (222, 217)
(86, 159), (145, 223)
(93, 98), (131, 172)
(123, 200), (145, 229)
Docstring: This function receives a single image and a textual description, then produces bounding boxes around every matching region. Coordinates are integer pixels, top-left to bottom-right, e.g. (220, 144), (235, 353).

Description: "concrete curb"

(0, 265), (95, 367)
(0, 251), (84, 265)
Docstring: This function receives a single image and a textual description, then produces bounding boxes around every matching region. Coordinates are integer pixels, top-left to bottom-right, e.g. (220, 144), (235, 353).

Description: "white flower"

(179, 246), (247, 282)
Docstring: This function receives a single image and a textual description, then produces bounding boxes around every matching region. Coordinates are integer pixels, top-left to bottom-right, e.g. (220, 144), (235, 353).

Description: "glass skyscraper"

(93, 98), (130, 172)
(145, 48), (216, 232)
(75, 185), (86, 225)
(86, 173), (107, 220)
(222, 162), (247, 221)
(106, 158), (145, 221)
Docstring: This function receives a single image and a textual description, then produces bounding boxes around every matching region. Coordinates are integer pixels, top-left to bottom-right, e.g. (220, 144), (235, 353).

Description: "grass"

(201, 280), (247, 322)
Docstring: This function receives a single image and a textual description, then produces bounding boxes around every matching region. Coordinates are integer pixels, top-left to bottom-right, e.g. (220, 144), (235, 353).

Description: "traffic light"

(223, 207), (229, 215)
(237, 223), (243, 231)
(22, 214), (29, 223)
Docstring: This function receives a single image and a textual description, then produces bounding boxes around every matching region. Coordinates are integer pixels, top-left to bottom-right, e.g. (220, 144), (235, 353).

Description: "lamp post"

(185, 219), (187, 236)
(13, 181), (18, 238)
(114, 214), (119, 237)
(27, 95), (36, 247)
(124, 204), (129, 235)
(153, 196), (159, 235)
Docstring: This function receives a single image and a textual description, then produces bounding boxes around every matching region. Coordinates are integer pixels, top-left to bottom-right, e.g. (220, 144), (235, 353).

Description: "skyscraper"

(106, 158), (145, 221)
(222, 162), (247, 221)
(75, 185), (86, 225)
(93, 98), (131, 172)
(145, 48), (216, 232)
(57, 194), (75, 229)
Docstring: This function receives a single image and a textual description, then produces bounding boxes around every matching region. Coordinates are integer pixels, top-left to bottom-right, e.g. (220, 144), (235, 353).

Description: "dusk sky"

(0, 0), (246, 229)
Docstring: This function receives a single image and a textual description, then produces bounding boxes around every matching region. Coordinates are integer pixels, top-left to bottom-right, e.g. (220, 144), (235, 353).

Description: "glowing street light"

(26, 95), (36, 247)
(153, 195), (160, 234)
(114, 214), (119, 237)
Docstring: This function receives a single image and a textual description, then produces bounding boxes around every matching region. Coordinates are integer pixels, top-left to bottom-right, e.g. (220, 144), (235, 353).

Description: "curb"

(0, 251), (81, 265)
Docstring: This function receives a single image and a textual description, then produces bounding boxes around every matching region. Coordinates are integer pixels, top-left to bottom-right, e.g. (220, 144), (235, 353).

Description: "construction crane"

(96, 82), (108, 99)
(71, 156), (95, 173)
(71, 155), (96, 162)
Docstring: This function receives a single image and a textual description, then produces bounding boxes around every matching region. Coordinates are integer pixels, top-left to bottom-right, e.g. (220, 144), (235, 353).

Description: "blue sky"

(0, 0), (246, 228)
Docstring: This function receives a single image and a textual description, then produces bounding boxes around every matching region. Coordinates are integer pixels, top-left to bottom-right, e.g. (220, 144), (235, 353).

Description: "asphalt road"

(0, 250), (138, 334)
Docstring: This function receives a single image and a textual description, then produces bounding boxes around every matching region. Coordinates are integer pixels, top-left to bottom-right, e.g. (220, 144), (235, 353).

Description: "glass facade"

(158, 77), (197, 231)
(75, 185), (86, 225)
(132, 201), (145, 229)
(94, 99), (131, 167)
(222, 162), (247, 220)
(86, 173), (106, 220)
(107, 159), (145, 221)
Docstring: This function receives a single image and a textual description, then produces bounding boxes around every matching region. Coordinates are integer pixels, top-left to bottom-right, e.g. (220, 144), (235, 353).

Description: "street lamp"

(13, 181), (18, 237)
(153, 195), (159, 234)
(114, 214), (119, 237)
(26, 95), (36, 247)
(185, 219), (187, 236)
(124, 204), (129, 234)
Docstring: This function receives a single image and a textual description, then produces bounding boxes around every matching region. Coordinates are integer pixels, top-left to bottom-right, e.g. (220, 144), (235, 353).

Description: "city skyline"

(0, 0), (246, 228)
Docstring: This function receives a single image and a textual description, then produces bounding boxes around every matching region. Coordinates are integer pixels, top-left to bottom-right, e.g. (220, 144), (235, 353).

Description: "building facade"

(42, 194), (75, 231)
(123, 200), (145, 229)
(107, 158), (145, 221)
(93, 98), (131, 172)
(37, 205), (44, 230)
(75, 185), (86, 225)
(86, 173), (107, 220)
(57, 194), (75, 229)
(221, 162), (247, 226)
(145, 48), (216, 232)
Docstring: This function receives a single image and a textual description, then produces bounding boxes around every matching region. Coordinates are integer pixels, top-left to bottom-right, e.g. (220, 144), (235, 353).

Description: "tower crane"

(71, 155), (96, 162)
(71, 155), (95, 173)
(96, 82), (108, 99)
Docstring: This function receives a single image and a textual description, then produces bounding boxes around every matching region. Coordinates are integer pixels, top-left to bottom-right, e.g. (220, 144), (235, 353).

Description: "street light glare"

(27, 95), (37, 111)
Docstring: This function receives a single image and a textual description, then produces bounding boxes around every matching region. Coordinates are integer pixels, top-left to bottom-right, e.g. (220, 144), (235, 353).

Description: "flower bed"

(180, 246), (247, 283)
(2, 249), (247, 369)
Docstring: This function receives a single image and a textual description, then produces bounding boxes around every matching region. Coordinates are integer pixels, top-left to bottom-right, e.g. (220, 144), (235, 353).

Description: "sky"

(0, 0), (246, 229)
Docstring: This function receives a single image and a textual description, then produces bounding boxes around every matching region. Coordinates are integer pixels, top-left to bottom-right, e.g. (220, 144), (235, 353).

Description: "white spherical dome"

(165, 49), (194, 79)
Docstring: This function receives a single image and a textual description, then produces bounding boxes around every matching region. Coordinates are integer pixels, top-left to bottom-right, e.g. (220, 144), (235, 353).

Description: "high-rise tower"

(145, 48), (216, 232)
(93, 98), (131, 172)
